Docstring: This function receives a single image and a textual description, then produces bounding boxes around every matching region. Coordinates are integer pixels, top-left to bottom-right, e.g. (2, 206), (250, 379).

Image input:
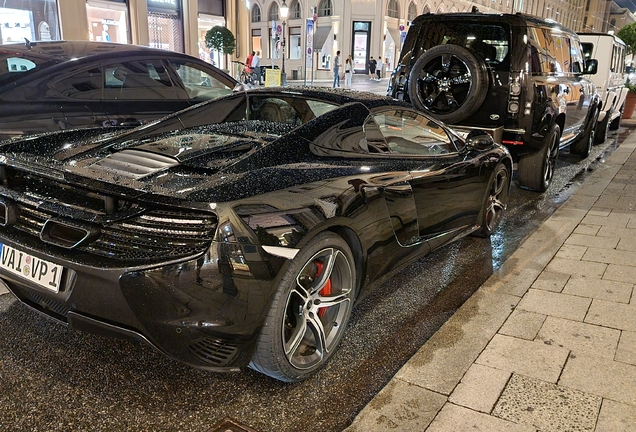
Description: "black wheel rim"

(415, 54), (473, 115)
(283, 247), (354, 370)
(485, 167), (509, 232)
(544, 131), (559, 185)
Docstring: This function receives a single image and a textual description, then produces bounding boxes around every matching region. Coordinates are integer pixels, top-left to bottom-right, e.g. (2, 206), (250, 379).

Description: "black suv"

(388, 11), (600, 191)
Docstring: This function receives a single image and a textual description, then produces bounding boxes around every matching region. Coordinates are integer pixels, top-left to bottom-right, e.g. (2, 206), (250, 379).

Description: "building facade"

(247, 0), (599, 81)
(0, 0), (623, 82)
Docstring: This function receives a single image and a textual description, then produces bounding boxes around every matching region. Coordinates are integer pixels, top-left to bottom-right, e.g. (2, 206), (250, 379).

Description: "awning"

(386, 28), (402, 47)
(314, 26), (333, 52)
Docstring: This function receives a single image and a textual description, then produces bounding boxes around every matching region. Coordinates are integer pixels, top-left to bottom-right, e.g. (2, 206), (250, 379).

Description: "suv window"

(528, 29), (583, 74)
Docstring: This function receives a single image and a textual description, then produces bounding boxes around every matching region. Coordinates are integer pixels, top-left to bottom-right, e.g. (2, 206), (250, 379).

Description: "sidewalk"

(346, 125), (636, 431)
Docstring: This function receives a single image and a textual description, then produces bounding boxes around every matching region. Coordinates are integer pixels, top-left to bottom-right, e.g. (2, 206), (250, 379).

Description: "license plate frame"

(0, 243), (64, 293)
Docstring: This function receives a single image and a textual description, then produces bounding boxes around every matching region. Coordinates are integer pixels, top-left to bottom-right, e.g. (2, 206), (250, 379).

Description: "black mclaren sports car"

(0, 88), (512, 382)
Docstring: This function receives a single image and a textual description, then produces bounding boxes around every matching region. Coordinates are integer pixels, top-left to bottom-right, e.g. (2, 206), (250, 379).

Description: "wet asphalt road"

(0, 80), (630, 432)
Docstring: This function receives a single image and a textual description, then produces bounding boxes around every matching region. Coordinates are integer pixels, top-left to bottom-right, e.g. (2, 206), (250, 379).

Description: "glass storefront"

(87, 0), (129, 44)
(198, 13), (226, 69)
(0, 0), (60, 44)
(147, 0), (183, 53)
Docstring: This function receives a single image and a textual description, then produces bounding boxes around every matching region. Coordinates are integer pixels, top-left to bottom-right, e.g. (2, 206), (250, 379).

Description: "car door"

(370, 108), (491, 251)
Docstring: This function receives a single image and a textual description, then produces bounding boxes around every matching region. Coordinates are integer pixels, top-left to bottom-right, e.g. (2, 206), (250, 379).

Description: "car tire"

(572, 109), (598, 157)
(249, 232), (356, 382)
(594, 112), (609, 144)
(517, 123), (561, 192)
(407, 44), (488, 124)
(474, 162), (510, 237)
(609, 104), (623, 130)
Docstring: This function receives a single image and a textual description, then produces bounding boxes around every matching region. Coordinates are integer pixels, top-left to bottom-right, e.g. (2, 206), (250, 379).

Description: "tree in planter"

(204, 26), (236, 71)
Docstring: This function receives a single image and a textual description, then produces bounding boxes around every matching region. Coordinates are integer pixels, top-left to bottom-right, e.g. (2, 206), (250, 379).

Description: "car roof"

(0, 40), (191, 62)
(411, 11), (574, 31)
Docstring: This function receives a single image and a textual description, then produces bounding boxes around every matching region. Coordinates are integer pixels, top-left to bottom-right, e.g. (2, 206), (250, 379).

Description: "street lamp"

(280, 0), (289, 85)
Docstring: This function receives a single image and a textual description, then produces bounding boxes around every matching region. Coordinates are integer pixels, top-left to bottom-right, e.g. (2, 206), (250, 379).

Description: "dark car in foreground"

(388, 11), (600, 192)
(0, 88), (512, 382)
(0, 40), (238, 141)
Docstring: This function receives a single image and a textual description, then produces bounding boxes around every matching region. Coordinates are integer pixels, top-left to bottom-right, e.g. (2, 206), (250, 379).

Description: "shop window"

(149, 11), (184, 53)
(87, 0), (129, 44)
(0, 1), (60, 44)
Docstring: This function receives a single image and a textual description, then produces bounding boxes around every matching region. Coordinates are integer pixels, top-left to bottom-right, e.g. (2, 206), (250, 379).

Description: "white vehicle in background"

(579, 33), (628, 143)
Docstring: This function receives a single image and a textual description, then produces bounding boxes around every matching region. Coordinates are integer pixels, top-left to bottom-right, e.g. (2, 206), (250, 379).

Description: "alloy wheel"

(283, 247), (354, 370)
(485, 167), (509, 232)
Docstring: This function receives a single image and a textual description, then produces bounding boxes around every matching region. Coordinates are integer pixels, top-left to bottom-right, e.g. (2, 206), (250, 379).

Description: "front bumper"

(0, 238), (284, 371)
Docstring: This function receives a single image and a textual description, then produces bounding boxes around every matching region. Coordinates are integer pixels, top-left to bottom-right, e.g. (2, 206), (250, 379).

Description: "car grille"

(1, 169), (217, 263)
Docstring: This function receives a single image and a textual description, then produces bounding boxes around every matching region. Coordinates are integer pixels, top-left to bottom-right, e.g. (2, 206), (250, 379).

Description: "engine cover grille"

(0, 168), (216, 263)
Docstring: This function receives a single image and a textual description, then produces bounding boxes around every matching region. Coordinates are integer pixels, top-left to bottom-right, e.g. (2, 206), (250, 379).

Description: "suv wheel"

(407, 44), (488, 124)
(573, 109), (599, 156)
(517, 123), (561, 192)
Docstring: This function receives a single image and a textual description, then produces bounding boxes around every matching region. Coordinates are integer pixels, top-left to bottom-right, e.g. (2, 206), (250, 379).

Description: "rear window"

(409, 21), (510, 72)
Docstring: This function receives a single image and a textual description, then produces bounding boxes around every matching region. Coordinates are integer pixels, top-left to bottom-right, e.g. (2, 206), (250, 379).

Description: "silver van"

(579, 33), (628, 142)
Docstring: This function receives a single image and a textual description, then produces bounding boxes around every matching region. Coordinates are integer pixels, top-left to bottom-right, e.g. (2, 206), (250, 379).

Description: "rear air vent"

(188, 337), (239, 366)
(90, 149), (179, 179)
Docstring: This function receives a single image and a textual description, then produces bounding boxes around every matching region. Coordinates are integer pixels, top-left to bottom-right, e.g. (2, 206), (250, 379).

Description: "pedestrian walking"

(344, 56), (353, 87)
(376, 57), (383, 80)
(333, 50), (341, 87)
(251, 51), (262, 85)
(368, 57), (377, 80)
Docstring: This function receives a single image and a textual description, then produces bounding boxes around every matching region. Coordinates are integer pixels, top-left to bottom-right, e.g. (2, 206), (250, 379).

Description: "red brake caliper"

(313, 261), (332, 318)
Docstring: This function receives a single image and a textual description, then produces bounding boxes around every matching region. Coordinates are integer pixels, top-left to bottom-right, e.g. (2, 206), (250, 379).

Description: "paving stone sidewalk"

(346, 131), (636, 431)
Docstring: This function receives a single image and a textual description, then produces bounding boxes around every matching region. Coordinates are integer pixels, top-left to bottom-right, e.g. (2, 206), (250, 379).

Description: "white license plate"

(0, 243), (63, 293)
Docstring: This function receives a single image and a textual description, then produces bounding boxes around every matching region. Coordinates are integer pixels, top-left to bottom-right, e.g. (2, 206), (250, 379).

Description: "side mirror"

(585, 59), (598, 75)
(465, 130), (494, 150)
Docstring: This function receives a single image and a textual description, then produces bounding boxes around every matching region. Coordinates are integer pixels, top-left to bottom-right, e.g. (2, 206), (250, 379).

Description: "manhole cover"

(210, 417), (259, 432)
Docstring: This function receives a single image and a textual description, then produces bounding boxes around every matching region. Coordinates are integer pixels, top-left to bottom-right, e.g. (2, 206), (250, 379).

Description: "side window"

(549, 34), (570, 73)
(569, 40), (584, 73)
(373, 110), (453, 155)
(102, 60), (186, 100)
(169, 61), (233, 100)
(528, 27), (557, 74)
(52, 67), (103, 99)
(249, 97), (302, 125)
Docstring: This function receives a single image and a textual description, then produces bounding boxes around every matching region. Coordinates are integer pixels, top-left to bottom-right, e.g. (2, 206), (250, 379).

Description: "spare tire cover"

(407, 44), (489, 124)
